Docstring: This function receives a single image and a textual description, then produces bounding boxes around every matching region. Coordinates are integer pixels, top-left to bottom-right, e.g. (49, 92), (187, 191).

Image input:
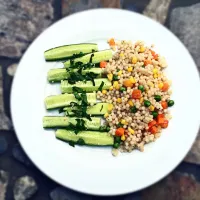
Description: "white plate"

(11, 9), (200, 196)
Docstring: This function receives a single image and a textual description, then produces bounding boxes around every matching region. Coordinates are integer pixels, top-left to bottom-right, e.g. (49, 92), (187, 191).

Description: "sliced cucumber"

(43, 116), (101, 130)
(45, 93), (96, 109)
(61, 78), (111, 93)
(56, 130), (114, 146)
(64, 50), (113, 68)
(44, 43), (98, 61)
(64, 103), (111, 116)
(48, 68), (103, 82)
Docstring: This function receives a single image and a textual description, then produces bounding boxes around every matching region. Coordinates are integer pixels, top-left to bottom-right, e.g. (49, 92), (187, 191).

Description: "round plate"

(11, 9), (200, 196)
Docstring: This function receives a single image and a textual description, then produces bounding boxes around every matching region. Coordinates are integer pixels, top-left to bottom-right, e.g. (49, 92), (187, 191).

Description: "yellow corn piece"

(117, 98), (122, 103)
(109, 86), (113, 91)
(107, 73), (113, 81)
(128, 127), (135, 134)
(108, 104), (113, 112)
(102, 90), (107, 94)
(120, 53), (124, 57)
(128, 100), (134, 107)
(127, 67), (133, 72)
(140, 98), (144, 103)
(130, 76), (136, 84)
(121, 119), (128, 125)
(132, 56), (138, 64)
(158, 82), (164, 89)
(104, 113), (109, 118)
(121, 135), (125, 141)
(139, 46), (145, 53)
(153, 74), (158, 79)
(153, 68), (158, 74)
(117, 70), (122, 76)
(149, 105), (155, 111)
(113, 81), (120, 90)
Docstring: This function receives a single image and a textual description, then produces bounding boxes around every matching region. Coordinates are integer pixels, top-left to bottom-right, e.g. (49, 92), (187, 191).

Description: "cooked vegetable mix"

(43, 39), (174, 155)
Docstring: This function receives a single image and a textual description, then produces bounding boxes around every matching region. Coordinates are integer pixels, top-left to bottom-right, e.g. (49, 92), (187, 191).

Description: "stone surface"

(170, 3), (200, 69)
(0, 170), (9, 200)
(62, 0), (121, 16)
(0, 65), (12, 130)
(13, 176), (38, 200)
(143, 0), (172, 24)
(0, 0), (54, 58)
(50, 187), (92, 200)
(0, 136), (8, 154)
(7, 63), (18, 76)
(12, 144), (32, 167)
(142, 172), (200, 200)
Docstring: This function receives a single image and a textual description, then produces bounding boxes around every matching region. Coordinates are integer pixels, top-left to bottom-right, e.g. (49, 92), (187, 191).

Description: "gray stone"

(50, 187), (92, 200)
(0, 0), (54, 58)
(170, 3), (200, 69)
(0, 136), (8, 154)
(13, 176), (38, 200)
(0, 65), (12, 130)
(143, 0), (172, 24)
(7, 63), (18, 76)
(12, 144), (32, 166)
(0, 170), (9, 200)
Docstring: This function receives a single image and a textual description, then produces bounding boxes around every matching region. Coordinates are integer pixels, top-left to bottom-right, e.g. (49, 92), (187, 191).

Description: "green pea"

(113, 142), (120, 149)
(144, 100), (151, 107)
(168, 100), (174, 107)
(106, 126), (111, 132)
(130, 106), (138, 113)
(138, 85), (144, 92)
(120, 87), (126, 92)
(152, 111), (158, 118)
(154, 95), (161, 102)
(115, 136), (121, 143)
(113, 75), (119, 81)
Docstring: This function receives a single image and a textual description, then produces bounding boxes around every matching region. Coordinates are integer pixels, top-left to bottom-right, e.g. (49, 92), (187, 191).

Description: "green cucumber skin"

(43, 116), (101, 130)
(64, 50), (113, 68)
(64, 103), (110, 116)
(44, 43), (98, 61)
(47, 68), (104, 82)
(61, 78), (111, 93)
(56, 130), (114, 146)
(45, 93), (96, 109)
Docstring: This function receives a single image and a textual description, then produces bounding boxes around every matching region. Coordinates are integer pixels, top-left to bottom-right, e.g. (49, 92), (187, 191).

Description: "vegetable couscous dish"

(43, 39), (174, 156)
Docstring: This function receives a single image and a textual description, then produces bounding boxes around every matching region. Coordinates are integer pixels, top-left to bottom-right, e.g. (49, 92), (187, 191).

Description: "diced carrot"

(148, 120), (157, 128)
(144, 60), (152, 66)
(149, 126), (158, 134)
(115, 128), (125, 136)
(123, 79), (133, 88)
(100, 61), (107, 68)
(161, 120), (169, 128)
(109, 38), (115, 46)
(150, 50), (158, 60)
(161, 101), (168, 109)
(132, 89), (142, 99)
(162, 82), (169, 92)
(157, 114), (165, 125)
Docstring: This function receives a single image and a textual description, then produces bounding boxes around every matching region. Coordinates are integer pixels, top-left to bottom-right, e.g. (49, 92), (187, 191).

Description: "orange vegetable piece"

(115, 128), (125, 136)
(144, 60), (152, 66)
(132, 89), (142, 99)
(148, 120), (157, 128)
(161, 101), (168, 109)
(123, 80), (133, 88)
(162, 82), (169, 92)
(161, 120), (169, 128)
(109, 38), (115, 46)
(100, 61), (107, 68)
(149, 126), (158, 134)
(157, 114), (165, 125)
(150, 50), (158, 60)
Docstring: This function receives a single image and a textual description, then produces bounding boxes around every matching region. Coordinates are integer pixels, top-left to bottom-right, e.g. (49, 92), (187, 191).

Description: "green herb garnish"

(98, 81), (104, 91)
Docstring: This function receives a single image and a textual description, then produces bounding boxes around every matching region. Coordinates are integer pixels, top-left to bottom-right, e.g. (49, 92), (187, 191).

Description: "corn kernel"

(108, 104), (113, 112)
(139, 46), (145, 53)
(120, 53), (124, 57)
(153, 74), (158, 79)
(128, 127), (135, 134)
(121, 135), (125, 141)
(109, 86), (113, 91)
(158, 82), (164, 89)
(102, 90), (107, 94)
(149, 105), (155, 111)
(121, 119), (128, 125)
(153, 68), (158, 74)
(104, 113), (109, 118)
(113, 81), (120, 90)
(117, 98), (122, 103)
(130, 76), (136, 84)
(140, 98), (144, 103)
(107, 73), (113, 81)
(132, 56), (138, 64)
(128, 100), (134, 107)
(127, 67), (133, 72)
(117, 70), (122, 76)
